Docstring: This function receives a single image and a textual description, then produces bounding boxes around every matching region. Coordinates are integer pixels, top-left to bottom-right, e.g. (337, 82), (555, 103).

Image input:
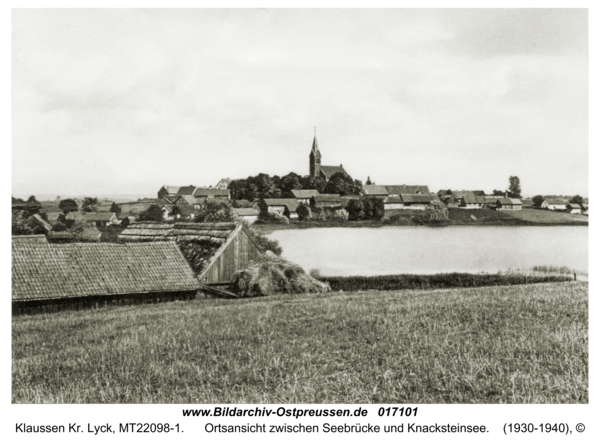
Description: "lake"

(266, 226), (588, 276)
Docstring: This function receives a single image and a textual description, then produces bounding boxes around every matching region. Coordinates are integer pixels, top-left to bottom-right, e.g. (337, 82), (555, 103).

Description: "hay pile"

(229, 254), (330, 297)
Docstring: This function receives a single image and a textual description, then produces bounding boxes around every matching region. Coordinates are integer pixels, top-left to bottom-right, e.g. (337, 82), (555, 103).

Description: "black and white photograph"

(9, 3), (592, 430)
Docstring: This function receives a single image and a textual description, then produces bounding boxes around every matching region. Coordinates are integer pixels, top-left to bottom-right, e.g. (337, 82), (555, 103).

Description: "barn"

(12, 240), (200, 315)
(496, 198), (523, 211)
(119, 222), (264, 284)
(261, 198), (300, 218)
(542, 198), (569, 211)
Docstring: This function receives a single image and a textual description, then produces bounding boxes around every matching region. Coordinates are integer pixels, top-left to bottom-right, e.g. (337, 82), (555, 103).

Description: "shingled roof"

(291, 189), (320, 199)
(263, 198), (300, 212)
(12, 242), (200, 302)
(385, 185), (431, 195)
(193, 188), (230, 197)
(361, 185), (389, 196)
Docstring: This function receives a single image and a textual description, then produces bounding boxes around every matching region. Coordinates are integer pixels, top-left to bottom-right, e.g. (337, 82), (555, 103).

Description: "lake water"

(266, 226), (588, 276)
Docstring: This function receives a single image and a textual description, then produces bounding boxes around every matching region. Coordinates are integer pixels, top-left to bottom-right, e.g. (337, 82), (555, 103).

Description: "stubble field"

(13, 282), (587, 404)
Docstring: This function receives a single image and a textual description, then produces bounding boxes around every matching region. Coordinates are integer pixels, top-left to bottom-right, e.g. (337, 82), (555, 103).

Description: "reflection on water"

(266, 226), (588, 276)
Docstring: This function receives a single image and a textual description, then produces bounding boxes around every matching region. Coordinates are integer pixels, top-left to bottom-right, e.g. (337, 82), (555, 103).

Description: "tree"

(532, 195), (544, 207)
(346, 199), (365, 221)
(194, 200), (237, 223)
(362, 197), (385, 220)
(81, 197), (99, 213)
(508, 176), (522, 198)
(110, 202), (121, 216)
(279, 172), (303, 198)
(323, 172), (355, 196)
(570, 195), (584, 206)
(492, 189), (505, 196)
(137, 204), (164, 222)
(297, 203), (311, 221)
(424, 200), (449, 223)
(59, 198), (79, 214)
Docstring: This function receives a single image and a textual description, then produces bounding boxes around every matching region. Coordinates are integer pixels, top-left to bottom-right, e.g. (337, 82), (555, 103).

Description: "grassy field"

(503, 208), (588, 224)
(13, 282), (587, 404)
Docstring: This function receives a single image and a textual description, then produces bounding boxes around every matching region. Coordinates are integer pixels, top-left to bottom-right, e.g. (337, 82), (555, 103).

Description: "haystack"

(229, 254), (330, 297)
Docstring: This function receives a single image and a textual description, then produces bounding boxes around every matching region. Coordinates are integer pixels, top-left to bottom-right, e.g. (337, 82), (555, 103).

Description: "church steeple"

(309, 129), (321, 178)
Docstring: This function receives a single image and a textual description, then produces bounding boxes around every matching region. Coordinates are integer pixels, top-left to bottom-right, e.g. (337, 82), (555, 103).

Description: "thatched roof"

(361, 185), (389, 196)
(12, 241), (199, 301)
(291, 189), (320, 199)
(12, 235), (48, 245)
(385, 185), (431, 195)
(119, 222), (258, 275)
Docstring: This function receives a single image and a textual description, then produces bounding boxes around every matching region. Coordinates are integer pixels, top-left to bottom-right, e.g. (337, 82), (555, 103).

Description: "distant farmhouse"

(309, 134), (348, 180)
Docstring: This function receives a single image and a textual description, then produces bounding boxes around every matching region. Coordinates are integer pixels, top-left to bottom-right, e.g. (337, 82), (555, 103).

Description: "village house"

(360, 185), (390, 197)
(26, 214), (53, 234)
(157, 185), (181, 200)
(385, 185), (431, 196)
(261, 198), (300, 219)
(311, 194), (343, 208)
(12, 239), (200, 314)
(119, 222), (264, 284)
(291, 189), (320, 205)
(459, 192), (487, 209)
(194, 187), (230, 202)
(568, 203), (582, 214)
(541, 198), (569, 211)
(383, 196), (404, 210)
(495, 198), (523, 211)
(581, 204), (589, 215)
(215, 178), (232, 189)
(82, 212), (120, 227)
(399, 193), (440, 210)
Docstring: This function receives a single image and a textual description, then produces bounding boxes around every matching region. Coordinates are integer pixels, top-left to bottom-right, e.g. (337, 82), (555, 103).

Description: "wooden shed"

(12, 241), (200, 315)
(119, 222), (264, 284)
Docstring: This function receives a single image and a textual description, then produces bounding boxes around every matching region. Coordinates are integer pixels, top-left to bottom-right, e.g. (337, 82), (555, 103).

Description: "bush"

(256, 211), (290, 225)
(52, 222), (67, 232)
(346, 199), (364, 221)
(331, 208), (349, 222)
(229, 255), (330, 297)
(320, 273), (573, 292)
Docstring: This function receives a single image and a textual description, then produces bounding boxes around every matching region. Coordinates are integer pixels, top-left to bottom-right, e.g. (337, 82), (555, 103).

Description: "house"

(383, 196), (404, 210)
(541, 198), (569, 211)
(582, 204), (588, 215)
(160, 204), (198, 221)
(215, 178), (232, 189)
(119, 222), (264, 284)
(311, 194), (343, 208)
(399, 193), (439, 210)
(360, 185), (389, 197)
(291, 189), (320, 205)
(234, 207), (260, 224)
(484, 196), (502, 210)
(261, 198), (300, 219)
(12, 241), (200, 315)
(309, 134), (349, 180)
(82, 212), (119, 227)
(459, 192), (487, 209)
(26, 214), (53, 234)
(157, 185), (181, 200)
(568, 203), (582, 214)
(194, 188), (230, 202)
(496, 198), (523, 211)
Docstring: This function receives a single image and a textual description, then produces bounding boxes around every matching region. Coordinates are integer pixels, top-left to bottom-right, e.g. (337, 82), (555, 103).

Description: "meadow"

(13, 282), (587, 404)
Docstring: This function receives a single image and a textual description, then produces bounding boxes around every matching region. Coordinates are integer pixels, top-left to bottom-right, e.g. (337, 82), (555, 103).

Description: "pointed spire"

(311, 127), (320, 156)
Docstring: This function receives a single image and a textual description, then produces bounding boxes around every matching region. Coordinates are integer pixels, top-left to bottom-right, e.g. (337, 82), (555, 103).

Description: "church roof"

(319, 165), (347, 179)
(311, 135), (321, 157)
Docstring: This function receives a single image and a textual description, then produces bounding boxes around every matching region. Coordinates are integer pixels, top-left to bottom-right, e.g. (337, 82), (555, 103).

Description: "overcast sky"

(12, 8), (588, 198)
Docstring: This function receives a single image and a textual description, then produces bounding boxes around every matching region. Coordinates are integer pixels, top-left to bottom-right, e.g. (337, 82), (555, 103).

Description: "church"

(309, 133), (348, 180)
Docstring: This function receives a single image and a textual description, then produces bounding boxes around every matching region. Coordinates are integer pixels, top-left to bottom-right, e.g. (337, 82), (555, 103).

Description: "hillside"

(13, 282), (587, 403)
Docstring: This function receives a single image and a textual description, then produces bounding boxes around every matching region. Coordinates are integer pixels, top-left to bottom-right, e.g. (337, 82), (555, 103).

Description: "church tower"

(309, 132), (321, 179)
